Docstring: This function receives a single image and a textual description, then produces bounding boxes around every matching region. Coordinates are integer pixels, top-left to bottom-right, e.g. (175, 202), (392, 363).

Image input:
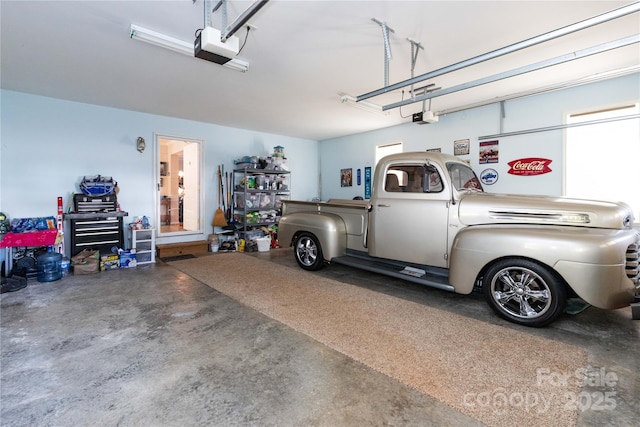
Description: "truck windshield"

(447, 163), (483, 192)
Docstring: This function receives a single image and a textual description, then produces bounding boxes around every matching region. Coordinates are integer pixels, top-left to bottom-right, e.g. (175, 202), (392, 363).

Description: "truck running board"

(331, 251), (455, 292)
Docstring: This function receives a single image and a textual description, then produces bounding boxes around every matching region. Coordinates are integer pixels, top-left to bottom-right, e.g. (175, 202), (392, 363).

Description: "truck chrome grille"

(627, 240), (640, 287)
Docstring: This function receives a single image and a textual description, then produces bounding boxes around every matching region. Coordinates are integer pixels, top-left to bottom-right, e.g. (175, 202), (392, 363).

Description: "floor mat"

(159, 254), (197, 263)
(170, 253), (587, 427)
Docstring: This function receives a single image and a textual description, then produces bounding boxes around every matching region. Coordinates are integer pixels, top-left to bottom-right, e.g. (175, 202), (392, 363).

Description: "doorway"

(156, 135), (204, 236)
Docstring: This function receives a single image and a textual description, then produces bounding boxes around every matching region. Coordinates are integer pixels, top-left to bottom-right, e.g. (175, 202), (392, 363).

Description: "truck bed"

(283, 198), (370, 211)
(282, 199), (370, 237)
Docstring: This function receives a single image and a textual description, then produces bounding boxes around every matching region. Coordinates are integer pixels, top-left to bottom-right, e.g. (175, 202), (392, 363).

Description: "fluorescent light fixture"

(130, 24), (190, 55)
(129, 24), (249, 72)
(219, 57), (250, 73)
(339, 94), (389, 115)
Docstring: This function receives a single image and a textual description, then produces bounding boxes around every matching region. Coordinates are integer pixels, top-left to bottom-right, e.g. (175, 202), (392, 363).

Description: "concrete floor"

(1, 248), (638, 427)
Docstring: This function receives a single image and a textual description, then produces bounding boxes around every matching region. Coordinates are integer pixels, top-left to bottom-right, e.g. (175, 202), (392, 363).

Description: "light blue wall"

(319, 73), (639, 200)
(2, 72), (637, 244)
(0, 90), (319, 244)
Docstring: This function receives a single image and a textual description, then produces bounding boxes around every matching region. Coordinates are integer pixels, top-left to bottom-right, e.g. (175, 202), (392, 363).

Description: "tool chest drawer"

(65, 212), (128, 257)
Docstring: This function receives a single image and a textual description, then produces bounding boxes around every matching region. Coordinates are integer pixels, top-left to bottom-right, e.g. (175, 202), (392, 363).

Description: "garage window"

(565, 103), (640, 224)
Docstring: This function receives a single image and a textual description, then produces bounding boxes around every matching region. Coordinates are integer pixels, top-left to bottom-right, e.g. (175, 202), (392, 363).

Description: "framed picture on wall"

(160, 162), (168, 176)
(341, 168), (352, 187)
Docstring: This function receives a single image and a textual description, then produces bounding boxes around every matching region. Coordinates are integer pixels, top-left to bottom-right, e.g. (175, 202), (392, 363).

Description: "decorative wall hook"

(137, 137), (146, 153)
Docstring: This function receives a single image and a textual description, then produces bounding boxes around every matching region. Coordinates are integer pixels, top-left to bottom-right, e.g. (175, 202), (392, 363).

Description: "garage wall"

(318, 73), (639, 201)
(0, 90), (319, 242)
(1, 72), (637, 235)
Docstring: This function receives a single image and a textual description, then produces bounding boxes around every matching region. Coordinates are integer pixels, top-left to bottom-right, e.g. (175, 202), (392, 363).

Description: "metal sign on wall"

(507, 158), (553, 176)
(480, 168), (499, 185)
(364, 167), (372, 199)
(479, 140), (499, 164)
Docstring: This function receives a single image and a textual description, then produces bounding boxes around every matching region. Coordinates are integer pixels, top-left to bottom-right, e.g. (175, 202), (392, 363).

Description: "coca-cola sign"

(507, 158), (552, 176)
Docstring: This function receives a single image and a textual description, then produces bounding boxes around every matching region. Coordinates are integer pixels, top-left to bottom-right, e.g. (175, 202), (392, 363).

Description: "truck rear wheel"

(483, 259), (566, 327)
(294, 232), (324, 271)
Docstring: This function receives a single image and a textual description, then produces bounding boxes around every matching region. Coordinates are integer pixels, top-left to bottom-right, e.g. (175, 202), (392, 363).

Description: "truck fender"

(449, 226), (566, 295)
(449, 226), (636, 308)
(278, 212), (347, 261)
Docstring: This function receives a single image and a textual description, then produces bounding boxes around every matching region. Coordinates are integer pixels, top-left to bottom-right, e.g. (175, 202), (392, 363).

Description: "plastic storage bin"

(136, 252), (153, 264)
(257, 193), (275, 209)
(256, 236), (271, 252)
(244, 229), (264, 240)
(236, 192), (259, 209)
(236, 192), (275, 210)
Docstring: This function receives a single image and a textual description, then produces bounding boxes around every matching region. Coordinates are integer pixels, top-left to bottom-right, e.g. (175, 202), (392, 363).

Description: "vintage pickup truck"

(278, 152), (640, 327)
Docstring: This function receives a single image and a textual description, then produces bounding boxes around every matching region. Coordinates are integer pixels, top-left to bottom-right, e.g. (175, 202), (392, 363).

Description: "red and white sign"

(507, 158), (552, 176)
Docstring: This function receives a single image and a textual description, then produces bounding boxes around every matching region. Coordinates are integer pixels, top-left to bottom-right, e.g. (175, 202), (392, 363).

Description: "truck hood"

(458, 192), (635, 230)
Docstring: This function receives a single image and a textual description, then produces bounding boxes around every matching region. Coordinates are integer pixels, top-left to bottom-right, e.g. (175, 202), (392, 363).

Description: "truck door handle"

(377, 204), (390, 207)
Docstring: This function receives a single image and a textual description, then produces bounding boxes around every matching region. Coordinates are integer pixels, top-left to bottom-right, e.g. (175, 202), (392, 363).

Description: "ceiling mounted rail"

(206, 0), (220, 28)
(357, 1), (640, 103)
(436, 65), (640, 116)
(478, 113), (640, 140)
(382, 34), (640, 111)
(372, 18), (394, 87)
(129, 24), (249, 72)
(208, 0), (268, 41)
(407, 38), (424, 95)
(221, 0), (269, 42)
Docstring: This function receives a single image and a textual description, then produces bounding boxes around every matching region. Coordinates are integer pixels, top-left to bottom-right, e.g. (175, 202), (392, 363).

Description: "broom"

(213, 165), (228, 227)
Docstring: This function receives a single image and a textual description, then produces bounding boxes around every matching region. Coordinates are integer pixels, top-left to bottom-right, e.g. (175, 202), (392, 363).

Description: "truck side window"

(388, 165), (443, 193)
(385, 173), (403, 192)
(447, 163), (483, 191)
(405, 170), (424, 193)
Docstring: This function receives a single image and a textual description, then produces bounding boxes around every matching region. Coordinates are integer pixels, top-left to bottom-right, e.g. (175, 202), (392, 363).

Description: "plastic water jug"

(37, 247), (63, 282)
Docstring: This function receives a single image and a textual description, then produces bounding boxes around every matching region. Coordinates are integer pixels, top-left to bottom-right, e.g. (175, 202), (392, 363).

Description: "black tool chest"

(65, 209), (128, 256)
(73, 194), (118, 213)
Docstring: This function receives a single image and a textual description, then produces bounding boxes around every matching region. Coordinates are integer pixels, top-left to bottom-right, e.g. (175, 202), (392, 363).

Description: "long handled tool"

(226, 171), (232, 222)
(213, 165), (227, 227)
(220, 165), (226, 217)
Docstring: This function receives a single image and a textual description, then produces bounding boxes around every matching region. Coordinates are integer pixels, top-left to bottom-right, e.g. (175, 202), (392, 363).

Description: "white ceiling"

(2, 1), (639, 141)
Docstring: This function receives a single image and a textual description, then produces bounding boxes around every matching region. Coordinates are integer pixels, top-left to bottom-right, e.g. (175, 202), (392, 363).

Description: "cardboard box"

(100, 254), (120, 271)
(71, 249), (99, 275)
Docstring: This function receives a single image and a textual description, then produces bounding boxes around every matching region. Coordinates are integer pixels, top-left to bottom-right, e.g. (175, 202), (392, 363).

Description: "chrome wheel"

(483, 259), (566, 327)
(294, 233), (324, 271)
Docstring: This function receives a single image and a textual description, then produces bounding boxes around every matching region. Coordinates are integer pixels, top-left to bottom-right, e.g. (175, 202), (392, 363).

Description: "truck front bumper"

(554, 260), (636, 309)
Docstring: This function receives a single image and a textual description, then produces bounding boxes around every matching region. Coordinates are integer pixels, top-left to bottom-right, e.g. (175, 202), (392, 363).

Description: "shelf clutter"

(0, 174), (158, 288)
(232, 146), (290, 239)
(205, 145), (291, 255)
(209, 224), (277, 254)
(0, 214), (62, 282)
(201, 146), (290, 257)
